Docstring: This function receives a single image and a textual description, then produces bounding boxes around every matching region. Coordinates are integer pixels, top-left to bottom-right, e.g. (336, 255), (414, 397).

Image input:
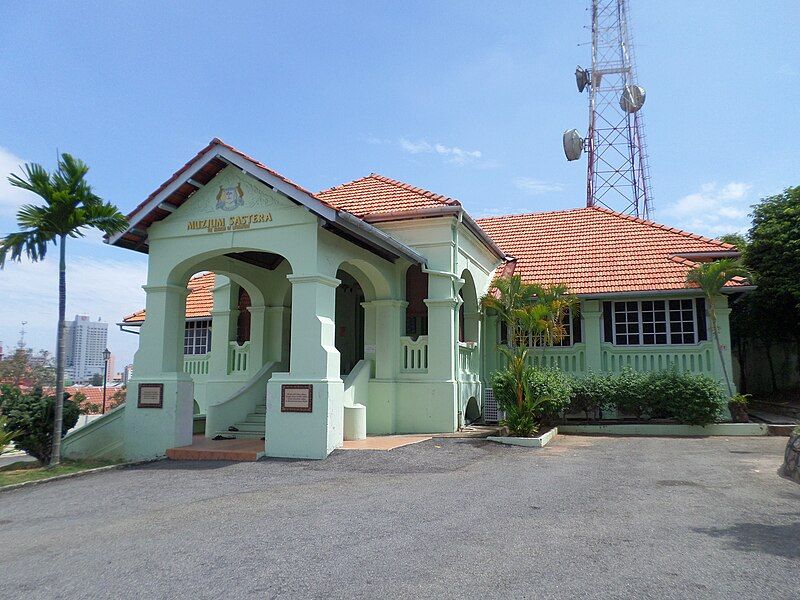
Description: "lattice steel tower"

(563, 0), (653, 219)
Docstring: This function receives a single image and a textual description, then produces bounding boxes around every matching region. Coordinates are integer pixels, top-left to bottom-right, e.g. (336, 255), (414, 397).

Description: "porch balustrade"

(228, 341), (251, 374)
(601, 342), (715, 375)
(525, 345), (587, 374)
(400, 336), (428, 373)
(458, 342), (479, 380)
(183, 353), (210, 376)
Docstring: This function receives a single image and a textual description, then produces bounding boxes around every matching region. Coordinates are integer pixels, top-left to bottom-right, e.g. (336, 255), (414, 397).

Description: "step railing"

(400, 335), (428, 373)
(229, 341), (251, 374)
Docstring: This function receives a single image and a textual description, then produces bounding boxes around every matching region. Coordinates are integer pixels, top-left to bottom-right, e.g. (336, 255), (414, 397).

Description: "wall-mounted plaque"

(138, 383), (164, 408)
(281, 384), (313, 413)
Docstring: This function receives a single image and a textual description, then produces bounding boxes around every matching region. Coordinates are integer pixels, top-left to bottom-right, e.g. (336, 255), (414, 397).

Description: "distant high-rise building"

(64, 315), (109, 384)
(122, 364), (134, 385)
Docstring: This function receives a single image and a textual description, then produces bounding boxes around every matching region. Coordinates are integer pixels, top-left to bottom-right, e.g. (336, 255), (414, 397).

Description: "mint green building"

(62, 139), (749, 461)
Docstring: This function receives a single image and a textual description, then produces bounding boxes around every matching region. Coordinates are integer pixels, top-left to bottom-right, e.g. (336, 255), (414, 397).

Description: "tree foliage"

(0, 385), (80, 464)
(722, 187), (800, 391)
(747, 186), (800, 310)
(0, 348), (56, 388)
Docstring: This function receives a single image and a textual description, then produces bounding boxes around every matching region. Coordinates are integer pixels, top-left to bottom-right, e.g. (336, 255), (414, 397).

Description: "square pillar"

(208, 279), (237, 377)
(247, 305), (266, 370)
(361, 299), (405, 434)
(425, 298), (459, 381)
(582, 299), (603, 374)
(264, 306), (289, 366)
(711, 295), (737, 398)
(266, 274), (344, 459)
(125, 284), (194, 460)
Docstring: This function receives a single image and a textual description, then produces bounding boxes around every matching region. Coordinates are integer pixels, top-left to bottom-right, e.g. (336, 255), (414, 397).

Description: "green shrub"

(566, 369), (727, 426)
(568, 372), (613, 420)
(526, 368), (572, 423)
(608, 368), (650, 419)
(0, 385), (80, 464)
(663, 374), (727, 425)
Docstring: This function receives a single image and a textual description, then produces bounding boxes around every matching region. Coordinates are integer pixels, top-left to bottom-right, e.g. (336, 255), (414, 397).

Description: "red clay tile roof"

(123, 272), (215, 324)
(317, 174), (460, 218)
(476, 206), (746, 295)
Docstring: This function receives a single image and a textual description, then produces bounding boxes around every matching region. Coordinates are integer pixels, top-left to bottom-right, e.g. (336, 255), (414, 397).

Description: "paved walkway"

(0, 436), (796, 599)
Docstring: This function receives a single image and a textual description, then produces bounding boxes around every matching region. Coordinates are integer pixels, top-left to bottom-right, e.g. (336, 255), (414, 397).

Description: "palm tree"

(0, 154), (127, 466)
(480, 274), (537, 347)
(686, 259), (750, 397)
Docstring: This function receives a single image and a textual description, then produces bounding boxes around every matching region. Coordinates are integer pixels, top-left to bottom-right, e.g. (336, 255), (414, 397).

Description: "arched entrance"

(335, 268), (366, 376)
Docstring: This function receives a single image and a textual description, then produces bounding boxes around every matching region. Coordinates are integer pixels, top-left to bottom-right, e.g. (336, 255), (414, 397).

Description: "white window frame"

(612, 299), (698, 346)
(184, 319), (212, 355)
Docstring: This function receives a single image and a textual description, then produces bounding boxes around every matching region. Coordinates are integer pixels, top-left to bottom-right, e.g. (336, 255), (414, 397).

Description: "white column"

(125, 284), (194, 460)
(266, 274), (344, 459)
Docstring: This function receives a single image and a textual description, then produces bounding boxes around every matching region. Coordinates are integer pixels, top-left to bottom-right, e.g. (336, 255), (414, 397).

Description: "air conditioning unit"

(483, 387), (503, 423)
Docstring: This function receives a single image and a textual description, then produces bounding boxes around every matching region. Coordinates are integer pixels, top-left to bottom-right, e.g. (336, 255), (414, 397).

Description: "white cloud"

(513, 177), (564, 196)
(0, 253), (148, 369)
(397, 137), (495, 167)
(0, 146), (33, 218)
(660, 181), (752, 236)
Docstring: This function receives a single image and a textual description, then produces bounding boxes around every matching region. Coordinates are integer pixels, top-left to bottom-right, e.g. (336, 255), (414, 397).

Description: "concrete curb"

(487, 427), (558, 448)
(0, 458), (164, 494)
(558, 423), (769, 437)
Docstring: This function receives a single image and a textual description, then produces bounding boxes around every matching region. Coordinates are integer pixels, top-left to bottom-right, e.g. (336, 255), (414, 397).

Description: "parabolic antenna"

(575, 66), (589, 92)
(562, 129), (583, 161)
(620, 84), (646, 113)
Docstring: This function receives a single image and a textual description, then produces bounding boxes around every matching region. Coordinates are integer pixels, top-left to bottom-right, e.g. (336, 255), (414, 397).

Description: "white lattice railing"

(184, 353), (210, 376)
(228, 341), (251, 374)
(601, 342), (715, 375)
(458, 342), (478, 379)
(400, 336), (428, 373)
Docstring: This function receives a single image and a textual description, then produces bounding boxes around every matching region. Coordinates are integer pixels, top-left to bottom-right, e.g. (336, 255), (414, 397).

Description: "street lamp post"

(102, 348), (111, 414)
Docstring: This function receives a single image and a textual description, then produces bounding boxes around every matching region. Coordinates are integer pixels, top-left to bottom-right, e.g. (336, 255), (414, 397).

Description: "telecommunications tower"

(563, 0), (653, 219)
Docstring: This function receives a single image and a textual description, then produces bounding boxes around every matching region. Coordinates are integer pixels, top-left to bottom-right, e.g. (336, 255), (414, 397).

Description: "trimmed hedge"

(565, 368), (727, 426)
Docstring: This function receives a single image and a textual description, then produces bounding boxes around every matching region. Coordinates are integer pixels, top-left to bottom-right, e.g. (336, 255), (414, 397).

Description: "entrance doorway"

(335, 269), (365, 376)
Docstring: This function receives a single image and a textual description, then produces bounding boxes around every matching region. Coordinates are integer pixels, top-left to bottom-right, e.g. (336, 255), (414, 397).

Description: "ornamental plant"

(685, 259), (750, 396)
(0, 385), (80, 464)
(0, 415), (19, 455)
(491, 360), (572, 436)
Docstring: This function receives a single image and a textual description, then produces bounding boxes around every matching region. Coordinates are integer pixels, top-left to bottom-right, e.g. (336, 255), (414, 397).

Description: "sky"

(0, 1), (798, 368)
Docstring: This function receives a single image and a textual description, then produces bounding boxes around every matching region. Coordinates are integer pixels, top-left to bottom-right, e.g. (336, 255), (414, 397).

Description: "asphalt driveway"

(1, 435), (797, 599)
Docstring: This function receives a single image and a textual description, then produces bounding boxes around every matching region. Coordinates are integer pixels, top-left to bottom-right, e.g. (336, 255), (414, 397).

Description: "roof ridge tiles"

(364, 173), (461, 206)
(588, 206), (734, 249)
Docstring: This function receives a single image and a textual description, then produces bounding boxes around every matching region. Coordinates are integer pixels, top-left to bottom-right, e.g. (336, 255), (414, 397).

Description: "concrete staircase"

(215, 401), (266, 440)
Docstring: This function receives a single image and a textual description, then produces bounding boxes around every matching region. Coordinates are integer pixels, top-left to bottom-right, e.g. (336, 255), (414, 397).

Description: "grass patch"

(0, 459), (120, 488)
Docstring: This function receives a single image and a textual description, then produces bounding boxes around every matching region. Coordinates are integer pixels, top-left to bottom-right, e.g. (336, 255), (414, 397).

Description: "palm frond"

(8, 163), (53, 201)
(0, 230), (50, 267)
(82, 202), (128, 234)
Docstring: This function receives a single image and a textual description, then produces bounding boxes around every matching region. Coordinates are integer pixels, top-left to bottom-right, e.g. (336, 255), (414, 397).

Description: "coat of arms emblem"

(216, 183), (245, 211)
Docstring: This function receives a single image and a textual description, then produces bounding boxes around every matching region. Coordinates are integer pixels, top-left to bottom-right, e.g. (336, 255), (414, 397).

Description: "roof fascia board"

(671, 251), (741, 260)
(107, 149), (219, 246)
(363, 205), (507, 261)
(334, 211), (427, 266)
(580, 287), (753, 299)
